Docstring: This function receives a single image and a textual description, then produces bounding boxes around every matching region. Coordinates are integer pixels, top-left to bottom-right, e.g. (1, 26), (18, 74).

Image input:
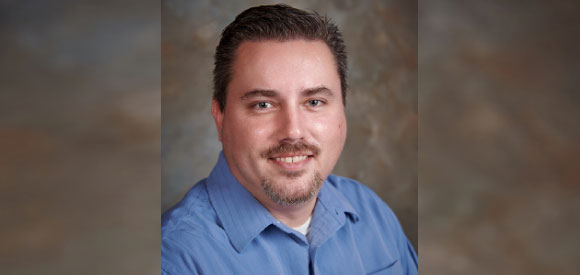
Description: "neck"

(262, 198), (316, 228)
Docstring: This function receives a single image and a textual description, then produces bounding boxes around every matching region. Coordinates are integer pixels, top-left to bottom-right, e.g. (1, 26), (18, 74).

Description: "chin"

(260, 171), (324, 206)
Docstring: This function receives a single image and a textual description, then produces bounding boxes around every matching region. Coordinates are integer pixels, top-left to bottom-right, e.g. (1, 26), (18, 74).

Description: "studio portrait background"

(1, 1), (160, 274)
(419, 1), (580, 274)
(4, 1), (579, 274)
(162, 0), (418, 251)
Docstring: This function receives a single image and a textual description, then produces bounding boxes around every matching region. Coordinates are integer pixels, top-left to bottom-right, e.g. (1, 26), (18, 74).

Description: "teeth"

(275, 155), (308, 163)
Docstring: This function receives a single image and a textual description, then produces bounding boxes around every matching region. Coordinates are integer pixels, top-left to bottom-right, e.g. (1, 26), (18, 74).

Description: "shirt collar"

(206, 152), (275, 253)
(206, 151), (359, 252)
(317, 178), (360, 224)
(307, 175), (361, 247)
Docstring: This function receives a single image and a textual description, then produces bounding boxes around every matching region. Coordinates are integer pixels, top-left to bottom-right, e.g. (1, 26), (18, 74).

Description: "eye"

(307, 99), (323, 107)
(255, 102), (272, 109)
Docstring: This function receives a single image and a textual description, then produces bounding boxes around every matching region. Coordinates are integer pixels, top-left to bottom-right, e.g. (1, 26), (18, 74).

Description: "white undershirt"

(291, 216), (312, 236)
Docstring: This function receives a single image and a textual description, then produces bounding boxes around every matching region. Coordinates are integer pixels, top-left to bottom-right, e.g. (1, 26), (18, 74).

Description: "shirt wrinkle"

(162, 151), (418, 274)
(206, 152), (276, 252)
(319, 176), (360, 223)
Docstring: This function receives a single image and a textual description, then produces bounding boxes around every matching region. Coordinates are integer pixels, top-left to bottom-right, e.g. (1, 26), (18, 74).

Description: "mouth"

(268, 153), (314, 170)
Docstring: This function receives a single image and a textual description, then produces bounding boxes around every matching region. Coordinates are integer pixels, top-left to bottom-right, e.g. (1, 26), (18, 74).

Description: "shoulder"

(326, 174), (393, 211)
(326, 174), (378, 198)
(161, 179), (230, 273)
(162, 179), (213, 232)
(326, 174), (402, 230)
(326, 174), (418, 271)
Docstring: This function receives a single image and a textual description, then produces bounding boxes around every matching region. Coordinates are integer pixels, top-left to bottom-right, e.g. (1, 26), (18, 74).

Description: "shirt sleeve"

(162, 230), (236, 274)
(371, 187), (418, 275)
(389, 208), (418, 275)
(162, 234), (201, 275)
(401, 235), (418, 274)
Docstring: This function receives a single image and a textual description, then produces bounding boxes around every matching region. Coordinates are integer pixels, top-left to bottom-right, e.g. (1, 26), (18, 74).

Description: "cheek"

(339, 120), (346, 139)
(312, 114), (347, 146)
(336, 119), (347, 145)
(223, 115), (273, 150)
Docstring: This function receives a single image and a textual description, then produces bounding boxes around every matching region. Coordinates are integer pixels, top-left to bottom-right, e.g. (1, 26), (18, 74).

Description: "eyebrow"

(240, 86), (334, 101)
(240, 89), (279, 101)
(301, 86), (334, 97)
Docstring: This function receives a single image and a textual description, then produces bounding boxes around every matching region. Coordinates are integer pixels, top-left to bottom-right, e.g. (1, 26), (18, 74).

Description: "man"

(162, 4), (418, 274)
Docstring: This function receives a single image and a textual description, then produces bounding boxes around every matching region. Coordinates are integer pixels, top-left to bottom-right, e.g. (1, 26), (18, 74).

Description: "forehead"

(227, 39), (340, 98)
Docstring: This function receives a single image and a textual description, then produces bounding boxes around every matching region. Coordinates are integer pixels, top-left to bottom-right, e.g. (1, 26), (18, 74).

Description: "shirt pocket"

(365, 258), (403, 275)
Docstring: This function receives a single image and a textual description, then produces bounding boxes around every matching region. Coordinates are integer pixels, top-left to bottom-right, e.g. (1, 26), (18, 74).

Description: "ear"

(211, 99), (224, 142)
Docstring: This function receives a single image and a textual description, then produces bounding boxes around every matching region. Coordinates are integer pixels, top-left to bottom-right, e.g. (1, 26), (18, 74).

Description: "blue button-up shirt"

(162, 152), (418, 274)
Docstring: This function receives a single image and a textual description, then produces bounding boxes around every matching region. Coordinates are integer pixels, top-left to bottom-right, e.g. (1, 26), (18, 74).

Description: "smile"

(268, 153), (314, 171)
(275, 155), (308, 163)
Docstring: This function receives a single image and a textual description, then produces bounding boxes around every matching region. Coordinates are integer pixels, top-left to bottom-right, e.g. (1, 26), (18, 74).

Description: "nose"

(277, 105), (304, 142)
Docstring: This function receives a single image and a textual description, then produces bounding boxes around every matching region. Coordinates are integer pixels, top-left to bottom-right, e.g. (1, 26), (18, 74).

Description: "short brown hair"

(213, 4), (348, 111)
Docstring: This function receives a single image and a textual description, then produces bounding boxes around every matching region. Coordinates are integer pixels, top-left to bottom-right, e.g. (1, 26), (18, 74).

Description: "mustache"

(260, 141), (320, 158)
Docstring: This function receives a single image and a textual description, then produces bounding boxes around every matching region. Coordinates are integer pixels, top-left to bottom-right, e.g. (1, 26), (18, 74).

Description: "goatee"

(261, 172), (324, 206)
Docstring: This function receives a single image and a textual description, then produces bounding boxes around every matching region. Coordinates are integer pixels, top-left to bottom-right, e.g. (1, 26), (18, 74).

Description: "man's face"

(212, 39), (347, 207)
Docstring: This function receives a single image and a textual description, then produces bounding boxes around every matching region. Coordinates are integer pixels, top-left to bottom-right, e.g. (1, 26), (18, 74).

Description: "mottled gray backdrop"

(419, 1), (580, 274)
(162, 0), (418, 251)
(1, 1), (160, 274)
(4, 1), (579, 274)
